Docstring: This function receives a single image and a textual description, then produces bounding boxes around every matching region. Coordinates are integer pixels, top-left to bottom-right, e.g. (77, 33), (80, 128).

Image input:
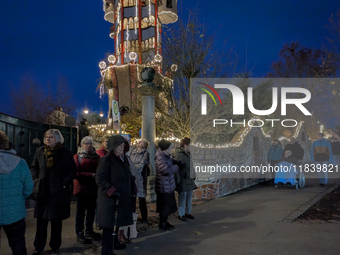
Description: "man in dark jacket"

(330, 137), (340, 167)
(172, 137), (196, 221)
(96, 135), (133, 255)
(283, 137), (304, 163)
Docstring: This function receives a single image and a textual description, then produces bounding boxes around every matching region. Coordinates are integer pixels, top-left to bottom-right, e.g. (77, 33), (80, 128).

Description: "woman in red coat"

(73, 136), (101, 244)
(96, 135), (110, 158)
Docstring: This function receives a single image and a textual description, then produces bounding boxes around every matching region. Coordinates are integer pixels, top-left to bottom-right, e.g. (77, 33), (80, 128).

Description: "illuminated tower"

(99, 0), (178, 126)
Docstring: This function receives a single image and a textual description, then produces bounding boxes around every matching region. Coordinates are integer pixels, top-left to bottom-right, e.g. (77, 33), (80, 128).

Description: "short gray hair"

(81, 136), (93, 145)
(140, 139), (149, 148)
(45, 129), (64, 144)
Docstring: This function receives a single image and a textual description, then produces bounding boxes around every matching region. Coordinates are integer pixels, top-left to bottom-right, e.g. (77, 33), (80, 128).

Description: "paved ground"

(1, 178), (340, 255)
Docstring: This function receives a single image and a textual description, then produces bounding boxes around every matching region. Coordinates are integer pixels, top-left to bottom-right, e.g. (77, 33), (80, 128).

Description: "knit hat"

(158, 139), (171, 151)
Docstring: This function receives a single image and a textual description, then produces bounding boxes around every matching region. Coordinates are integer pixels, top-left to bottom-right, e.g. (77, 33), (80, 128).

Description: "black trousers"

(101, 227), (120, 255)
(33, 218), (62, 252)
(75, 194), (97, 234)
(1, 218), (27, 255)
(138, 197), (148, 221)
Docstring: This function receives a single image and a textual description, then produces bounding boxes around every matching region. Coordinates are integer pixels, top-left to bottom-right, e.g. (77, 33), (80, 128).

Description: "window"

(166, 0), (172, 8)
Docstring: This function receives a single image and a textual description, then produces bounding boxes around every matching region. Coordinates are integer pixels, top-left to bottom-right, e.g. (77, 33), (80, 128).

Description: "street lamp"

(84, 109), (89, 115)
(99, 112), (104, 118)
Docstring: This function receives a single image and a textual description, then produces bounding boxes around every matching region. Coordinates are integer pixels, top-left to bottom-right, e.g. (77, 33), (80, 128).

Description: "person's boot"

(185, 214), (195, 220)
(77, 231), (92, 244)
(179, 215), (187, 221)
(85, 229), (102, 240)
(166, 221), (175, 229)
(114, 233), (127, 250)
(159, 222), (170, 231)
(118, 230), (130, 244)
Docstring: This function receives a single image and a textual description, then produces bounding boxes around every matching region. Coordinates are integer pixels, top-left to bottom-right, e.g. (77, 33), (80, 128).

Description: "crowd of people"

(0, 129), (196, 255)
(268, 132), (340, 187)
(1, 127), (339, 255)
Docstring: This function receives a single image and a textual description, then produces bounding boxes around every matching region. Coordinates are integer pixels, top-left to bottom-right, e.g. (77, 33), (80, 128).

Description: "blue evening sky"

(0, 0), (339, 116)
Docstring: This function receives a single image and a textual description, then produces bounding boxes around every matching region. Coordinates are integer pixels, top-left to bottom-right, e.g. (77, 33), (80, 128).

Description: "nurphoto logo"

(199, 82), (312, 128)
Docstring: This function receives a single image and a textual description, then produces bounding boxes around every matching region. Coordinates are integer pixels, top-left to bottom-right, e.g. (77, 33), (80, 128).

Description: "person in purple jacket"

(155, 139), (180, 231)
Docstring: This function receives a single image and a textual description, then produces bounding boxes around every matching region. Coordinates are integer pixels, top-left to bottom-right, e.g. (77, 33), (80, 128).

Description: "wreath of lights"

(129, 52), (137, 61)
(108, 55), (116, 64)
(154, 54), (162, 62)
(99, 61), (107, 69)
(171, 64), (178, 72)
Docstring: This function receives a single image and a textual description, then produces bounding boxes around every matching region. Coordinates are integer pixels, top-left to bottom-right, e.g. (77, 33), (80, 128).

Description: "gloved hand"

(111, 190), (120, 199)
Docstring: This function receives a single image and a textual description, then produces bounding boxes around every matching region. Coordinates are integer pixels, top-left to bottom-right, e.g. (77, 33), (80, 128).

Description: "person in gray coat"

(155, 139), (180, 230)
(172, 137), (196, 221)
(130, 139), (150, 223)
(96, 135), (133, 254)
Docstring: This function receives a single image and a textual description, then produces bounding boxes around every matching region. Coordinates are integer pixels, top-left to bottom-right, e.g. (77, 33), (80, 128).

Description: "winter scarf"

(44, 142), (63, 168)
(78, 147), (96, 158)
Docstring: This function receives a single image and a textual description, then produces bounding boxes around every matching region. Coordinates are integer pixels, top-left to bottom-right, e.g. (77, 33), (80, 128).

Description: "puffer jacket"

(73, 148), (100, 195)
(0, 150), (33, 225)
(310, 139), (334, 163)
(130, 148), (150, 197)
(155, 149), (178, 193)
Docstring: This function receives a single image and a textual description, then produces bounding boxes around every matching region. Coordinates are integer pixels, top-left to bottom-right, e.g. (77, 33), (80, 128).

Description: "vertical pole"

(114, 3), (117, 58)
(154, 0), (158, 52)
(138, 0), (142, 64)
(142, 95), (156, 175)
(121, 1), (125, 65)
(159, 26), (162, 54)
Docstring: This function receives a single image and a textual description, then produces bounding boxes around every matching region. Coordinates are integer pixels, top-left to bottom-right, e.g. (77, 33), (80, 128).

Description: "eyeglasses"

(45, 136), (54, 139)
(83, 143), (92, 145)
